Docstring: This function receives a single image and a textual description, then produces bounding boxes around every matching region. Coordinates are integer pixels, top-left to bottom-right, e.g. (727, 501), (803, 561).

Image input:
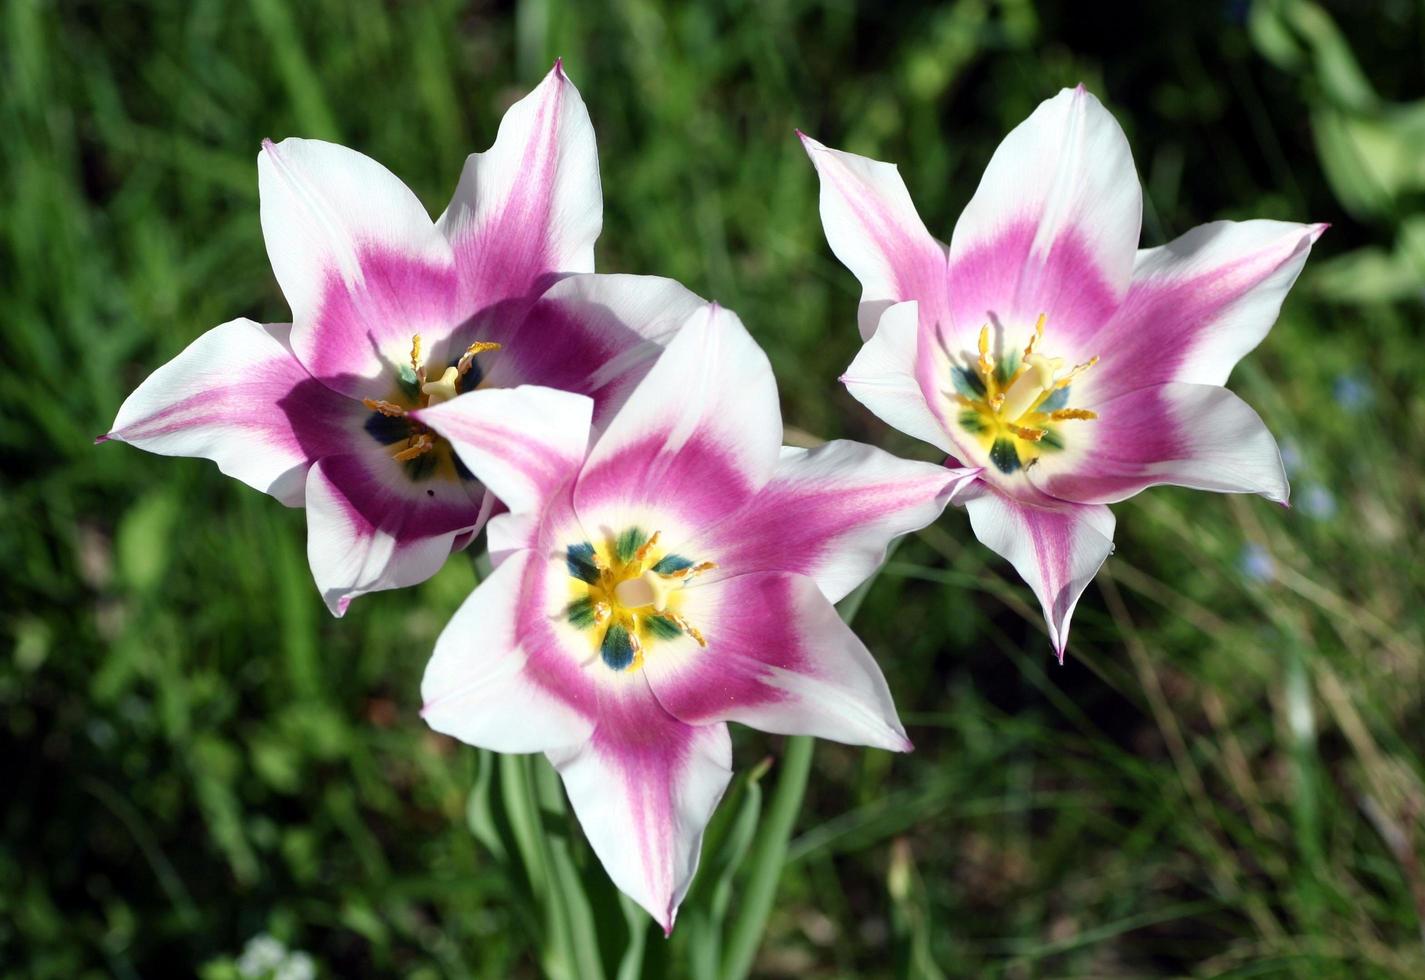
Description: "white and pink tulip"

(802, 85), (1324, 659)
(103, 63), (702, 614)
(414, 302), (976, 932)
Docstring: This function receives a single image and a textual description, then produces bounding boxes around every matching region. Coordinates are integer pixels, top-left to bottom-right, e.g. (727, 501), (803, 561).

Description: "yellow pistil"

(421, 366), (461, 406)
(951, 314), (1100, 475)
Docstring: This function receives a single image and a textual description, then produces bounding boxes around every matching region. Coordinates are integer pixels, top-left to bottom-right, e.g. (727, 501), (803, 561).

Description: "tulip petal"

(414, 385), (593, 516)
(477, 273), (706, 428)
(1028, 382), (1289, 506)
(575, 303), (781, 534)
(305, 451), (486, 615)
(438, 60), (601, 315)
(799, 133), (949, 340)
(841, 300), (959, 456)
(258, 138), (459, 399)
(421, 550), (596, 751)
(548, 694), (731, 935)
(1088, 220), (1326, 401)
(689, 440), (974, 604)
(103, 319), (360, 506)
(644, 571), (911, 751)
(964, 487), (1115, 660)
(944, 86), (1141, 355)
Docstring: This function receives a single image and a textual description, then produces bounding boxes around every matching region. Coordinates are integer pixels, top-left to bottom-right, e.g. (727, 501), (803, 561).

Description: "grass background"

(4, 0), (1424, 976)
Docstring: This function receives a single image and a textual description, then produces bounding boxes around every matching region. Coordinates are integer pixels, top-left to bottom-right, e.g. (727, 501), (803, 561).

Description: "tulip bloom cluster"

(105, 64), (1320, 928)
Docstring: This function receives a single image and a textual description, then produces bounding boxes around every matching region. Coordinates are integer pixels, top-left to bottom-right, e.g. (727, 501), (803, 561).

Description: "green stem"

(718, 733), (815, 980)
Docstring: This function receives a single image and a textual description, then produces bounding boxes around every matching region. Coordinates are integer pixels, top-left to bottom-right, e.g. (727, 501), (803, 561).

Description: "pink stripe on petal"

(964, 487), (1115, 661)
(800, 133), (950, 340)
(644, 571), (911, 751)
(439, 62), (602, 319)
(106, 319), (361, 506)
(549, 689), (731, 934)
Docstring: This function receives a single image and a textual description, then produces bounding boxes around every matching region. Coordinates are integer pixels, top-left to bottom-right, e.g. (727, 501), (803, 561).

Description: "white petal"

(414, 385), (593, 516)
(421, 550), (596, 752)
(840, 300), (958, 456)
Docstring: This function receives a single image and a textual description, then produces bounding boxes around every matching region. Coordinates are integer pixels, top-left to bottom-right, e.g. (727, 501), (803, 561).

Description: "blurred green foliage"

(3, 0), (1424, 976)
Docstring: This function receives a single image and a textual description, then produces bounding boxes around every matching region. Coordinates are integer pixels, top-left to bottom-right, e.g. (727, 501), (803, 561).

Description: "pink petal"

(574, 303), (781, 533)
(258, 138), (460, 399)
(644, 571), (911, 751)
(414, 385), (593, 516)
(964, 486), (1115, 661)
(548, 686), (732, 935)
(943, 87), (1141, 357)
(799, 133), (949, 340)
(103, 319), (360, 506)
(1027, 382), (1289, 506)
(689, 439), (975, 604)
(476, 273), (707, 429)
(421, 549), (596, 751)
(1087, 220), (1326, 402)
(438, 61), (601, 318)
(304, 451), (487, 615)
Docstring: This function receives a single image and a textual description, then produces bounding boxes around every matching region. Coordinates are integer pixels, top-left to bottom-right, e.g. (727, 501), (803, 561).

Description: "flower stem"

(719, 733), (814, 980)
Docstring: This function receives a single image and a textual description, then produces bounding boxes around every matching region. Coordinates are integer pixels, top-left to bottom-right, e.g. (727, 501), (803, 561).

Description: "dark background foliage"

(4, 0), (1423, 976)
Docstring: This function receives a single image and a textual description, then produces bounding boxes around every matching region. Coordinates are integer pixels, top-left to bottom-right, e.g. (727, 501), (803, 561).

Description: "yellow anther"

(632, 530), (661, 567)
(976, 324), (995, 378)
(1009, 424), (1047, 442)
(1024, 313), (1046, 356)
(1050, 408), (1098, 421)
(1055, 356), (1099, 389)
(457, 340), (502, 377)
(666, 611), (708, 648)
(393, 433), (434, 461)
(410, 334), (423, 379)
(663, 560), (717, 580)
(363, 398), (406, 417)
(421, 366), (461, 406)
(593, 601), (611, 627)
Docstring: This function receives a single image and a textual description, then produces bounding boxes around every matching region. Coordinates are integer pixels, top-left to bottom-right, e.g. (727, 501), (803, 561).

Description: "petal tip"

(94, 432), (113, 445)
(551, 56), (566, 78)
(1308, 222), (1330, 242)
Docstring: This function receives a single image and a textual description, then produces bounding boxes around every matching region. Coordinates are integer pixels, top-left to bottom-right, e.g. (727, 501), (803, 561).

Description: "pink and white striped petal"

(258, 138), (459, 399)
(964, 486), (1115, 661)
(689, 440), (976, 604)
(438, 60), (601, 316)
(1088, 220), (1327, 401)
(304, 451), (487, 615)
(548, 692), (732, 936)
(1027, 382), (1290, 506)
(799, 133), (949, 340)
(476, 273), (707, 428)
(644, 571), (911, 751)
(943, 86), (1141, 357)
(574, 303), (781, 534)
(841, 300), (960, 457)
(103, 319), (361, 506)
(421, 550), (596, 752)
(414, 385), (593, 517)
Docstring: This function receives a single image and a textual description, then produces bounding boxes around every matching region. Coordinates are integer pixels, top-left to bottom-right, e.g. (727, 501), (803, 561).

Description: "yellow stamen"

(593, 601), (611, 627)
(976, 324), (995, 379)
(1050, 408), (1098, 421)
(457, 340), (502, 377)
(1055, 356), (1099, 389)
(363, 398), (406, 417)
(410, 334), (423, 382)
(393, 433), (434, 461)
(665, 611), (707, 648)
(1009, 424), (1046, 442)
(663, 560), (717, 580)
(1024, 313), (1046, 357)
(632, 530), (661, 567)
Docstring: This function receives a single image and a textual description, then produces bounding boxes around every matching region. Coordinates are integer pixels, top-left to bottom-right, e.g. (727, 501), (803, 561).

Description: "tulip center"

(952, 316), (1099, 475)
(362, 334), (500, 478)
(563, 527), (715, 672)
